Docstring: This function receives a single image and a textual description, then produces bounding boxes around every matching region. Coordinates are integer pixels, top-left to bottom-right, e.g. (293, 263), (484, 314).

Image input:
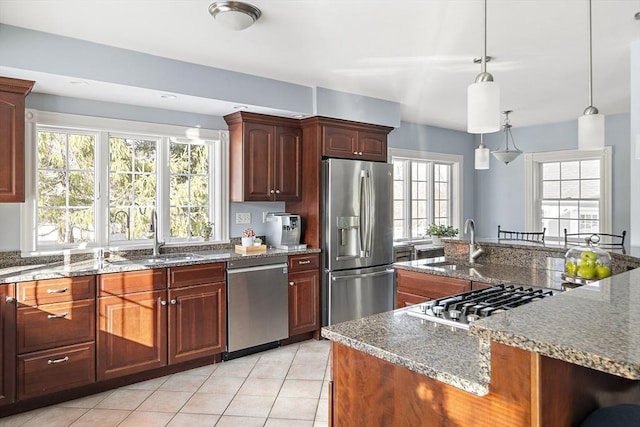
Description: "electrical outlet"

(236, 212), (251, 224)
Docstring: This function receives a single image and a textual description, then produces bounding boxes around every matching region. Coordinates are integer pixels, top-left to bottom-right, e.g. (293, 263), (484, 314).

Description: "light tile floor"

(0, 340), (330, 427)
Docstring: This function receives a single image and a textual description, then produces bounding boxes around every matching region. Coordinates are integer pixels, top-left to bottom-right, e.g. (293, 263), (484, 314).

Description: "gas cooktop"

(406, 284), (557, 330)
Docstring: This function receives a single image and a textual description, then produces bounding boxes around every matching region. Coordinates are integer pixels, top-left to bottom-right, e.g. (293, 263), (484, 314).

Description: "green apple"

(581, 250), (598, 262)
(578, 265), (596, 280)
(595, 265), (611, 279)
(565, 261), (578, 276)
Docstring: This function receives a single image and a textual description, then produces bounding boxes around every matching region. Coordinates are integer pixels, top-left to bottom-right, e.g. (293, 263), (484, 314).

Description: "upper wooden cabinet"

(225, 111), (302, 202)
(323, 124), (389, 162)
(0, 77), (35, 203)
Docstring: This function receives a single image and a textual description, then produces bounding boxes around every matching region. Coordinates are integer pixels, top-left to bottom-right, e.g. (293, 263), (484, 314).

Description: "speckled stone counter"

(321, 309), (492, 395)
(0, 247), (320, 284)
(470, 267), (640, 380)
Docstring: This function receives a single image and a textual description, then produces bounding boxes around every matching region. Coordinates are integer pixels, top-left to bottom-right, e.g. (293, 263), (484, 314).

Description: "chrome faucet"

(150, 208), (165, 257)
(464, 218), (484, 264)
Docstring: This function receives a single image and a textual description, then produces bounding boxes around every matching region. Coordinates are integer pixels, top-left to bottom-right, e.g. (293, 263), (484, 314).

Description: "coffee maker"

(265, 213), (306, 250)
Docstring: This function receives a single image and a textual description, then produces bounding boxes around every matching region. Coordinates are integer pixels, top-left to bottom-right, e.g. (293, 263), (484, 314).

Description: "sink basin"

(107, 253), (203, 266)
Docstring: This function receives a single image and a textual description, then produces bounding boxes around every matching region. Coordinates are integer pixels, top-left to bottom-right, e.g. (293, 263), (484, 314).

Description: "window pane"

(542, 181), (560, 199)
(393, 220), (404, 240)
(541, 200), (559, 219)
(562, 161), (579, 179)
(542, 162), (560, 180)
(68, 171), (95, 206)
(561, 180), (579, 199)
(393, 201), (404, 219)
(68, 134), (95, 170)
(581, 179), (600, 198)
(543, 218), (560, 237)
(581, 160), (600, 179)
(559, 200), (579, 219)
(38, 132), (66, 169)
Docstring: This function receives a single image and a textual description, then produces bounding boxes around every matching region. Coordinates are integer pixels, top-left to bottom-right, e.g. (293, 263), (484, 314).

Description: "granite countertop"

(470, 267), (640, 380)
(321, 309), (492, 396)
(0, 247), (321, 284)
(394, 257), (566, 290)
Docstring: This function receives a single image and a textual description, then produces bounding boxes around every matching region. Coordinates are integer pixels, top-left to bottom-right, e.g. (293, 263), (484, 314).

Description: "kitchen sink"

(107, 252), (204, 266)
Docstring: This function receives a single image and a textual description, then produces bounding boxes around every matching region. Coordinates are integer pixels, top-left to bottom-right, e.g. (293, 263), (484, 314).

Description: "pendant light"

(468, 0), (500, 134)
(474, 134), (490, 170)
(578, 0), (605, 150)
(492, 110), (522, 165)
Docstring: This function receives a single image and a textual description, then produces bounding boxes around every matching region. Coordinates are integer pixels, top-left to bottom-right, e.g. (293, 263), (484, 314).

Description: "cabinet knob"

(161, 300), (167, 306)
(275, 189), (281, 194)
(5, 296), (15, 304)
(353, 151), (358, 155)
(170, 299), (177, 305)
(358, 151), (363, 156)
(289, 281), (295, 286)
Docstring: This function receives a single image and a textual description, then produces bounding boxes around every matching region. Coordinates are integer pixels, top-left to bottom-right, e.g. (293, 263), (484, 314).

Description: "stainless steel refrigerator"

(323, 158), (395, 326)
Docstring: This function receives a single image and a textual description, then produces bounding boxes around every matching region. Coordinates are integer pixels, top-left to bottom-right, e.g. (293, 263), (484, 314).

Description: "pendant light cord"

(588, 0), (593, 107)
(481, 0), (487, 73)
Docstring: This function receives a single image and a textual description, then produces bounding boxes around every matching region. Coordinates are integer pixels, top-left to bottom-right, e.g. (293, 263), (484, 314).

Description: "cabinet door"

(322, 126), (358, 159)
(274, 125), (302, 201)
(0, 77), (34, 203)
(168, 282), (225, 364)
(0, 284), (16, 407)
(288, 270), (320, 336)
(357, 130), (387, 162)
(396, 269), (471, 300)
(97, 290), (167, 381)
(243, 122), (274, 201)
(396, 291), (429, 308)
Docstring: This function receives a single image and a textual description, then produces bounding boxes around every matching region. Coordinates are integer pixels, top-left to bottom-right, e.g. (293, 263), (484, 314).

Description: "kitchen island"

(322, 242), (640, 426)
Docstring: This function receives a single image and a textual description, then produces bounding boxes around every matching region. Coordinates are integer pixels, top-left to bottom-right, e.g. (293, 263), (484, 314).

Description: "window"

(23, 110), (228, 254)
(525, 148), (612, 241)
(390, 148), (462, 241)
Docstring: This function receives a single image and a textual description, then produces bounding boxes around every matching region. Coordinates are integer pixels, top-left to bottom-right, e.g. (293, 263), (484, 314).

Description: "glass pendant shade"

(475, 144), (490, 170)
(578, 112), (605, 150)
(467, 81), (501, 133)
(492, 150), (521, 164)
(491, 110), (522, 165)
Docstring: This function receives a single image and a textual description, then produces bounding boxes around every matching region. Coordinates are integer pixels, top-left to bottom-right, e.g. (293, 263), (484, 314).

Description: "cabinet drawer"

(17, 275), (95, 306)
(396, 291), (430, 308)
(288, 253), (320, 272)
(168, 262), (225, 288)
(17, 299), (95, 354)
(98, 268), (166, 296)
(397, 270), (470, 299)
(17, 342), (95, 400)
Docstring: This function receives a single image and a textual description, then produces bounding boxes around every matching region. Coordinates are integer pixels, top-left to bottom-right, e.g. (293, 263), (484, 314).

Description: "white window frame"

(22, 110), (229, 255)
(524, 147), (612, 239)
(389, 148), (463, 242)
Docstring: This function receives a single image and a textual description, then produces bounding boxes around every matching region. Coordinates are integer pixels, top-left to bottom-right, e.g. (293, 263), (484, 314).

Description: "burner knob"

(449, 309), (461, 320)
(432, 306), (445, 316)
(467, 314), (479, 323)
(419, 303), (429, 314)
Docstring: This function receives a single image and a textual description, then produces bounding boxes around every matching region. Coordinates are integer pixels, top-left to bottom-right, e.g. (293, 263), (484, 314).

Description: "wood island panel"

(396, 269), (471, 300)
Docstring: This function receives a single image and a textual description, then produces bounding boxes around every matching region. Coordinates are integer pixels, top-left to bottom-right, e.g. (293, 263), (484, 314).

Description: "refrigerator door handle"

(331, 268), (395, 281)
(359, 170), (366, 257)
(365, 170), (373, 257)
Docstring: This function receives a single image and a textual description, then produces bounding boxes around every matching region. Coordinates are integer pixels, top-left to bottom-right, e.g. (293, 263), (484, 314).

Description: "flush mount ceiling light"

(467, 0), (500, 134)
(208, 1), (262, 31)
(578, 0), (605, 150)
(474, 134), (490, 170)
(492, 110), (522, 165)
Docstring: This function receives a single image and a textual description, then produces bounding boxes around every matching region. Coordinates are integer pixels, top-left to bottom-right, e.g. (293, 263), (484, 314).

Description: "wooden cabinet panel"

(322, 126), (358, 159)
(243, 121), (274, 201)
(472, 281), (494, 290)
(17, 275), (95, 306)
(17, 299), (95, 354)
(98, 269), (166, 296)
(97, 290), (167, 381)
(0, 77), (34, 203)
(274, 125), (302, 201)
(288, 253), (320, 273)
(357, 130), (387, 162)
(17, 342), (95, 400)
(1, 284), (16, 407)
(288, 269), (320, 336)
(396, 291), (429, 308)
(168, 283), (225, 364)
(397, 269), (471, 300)
(168, 262), (225, 288)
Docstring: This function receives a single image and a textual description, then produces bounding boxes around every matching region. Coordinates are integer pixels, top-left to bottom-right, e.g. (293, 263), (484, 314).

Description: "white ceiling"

(1, 0), (639, 131)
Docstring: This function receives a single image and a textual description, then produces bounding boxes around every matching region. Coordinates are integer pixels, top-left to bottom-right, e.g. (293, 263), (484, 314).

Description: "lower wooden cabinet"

(396, 269), (471, 308)
(97, 289), (167, 381)
(288, 254), (320, 336)
(17, 342), (95, 400)
(1, 284), (16, 407)
(168, 282), (225, 364)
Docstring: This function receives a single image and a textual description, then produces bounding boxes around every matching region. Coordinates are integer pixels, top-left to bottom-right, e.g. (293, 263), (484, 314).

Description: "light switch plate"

(236, 212), (251, 224)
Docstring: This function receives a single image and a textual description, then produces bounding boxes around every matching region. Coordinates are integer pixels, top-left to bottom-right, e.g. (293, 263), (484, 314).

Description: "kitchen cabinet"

(167, 263), (226, 364)
(225, 111), (302, 202)
(471, 281), (493, 290)
(322, 124), (389, 162)
(396, 269), (471, 308)
(97, 269), (167, 381)
(288, 253), (320, 336)
(15, 276), (96, 400)
(0, 284), (16, 407)
(0, 77), (35, 203)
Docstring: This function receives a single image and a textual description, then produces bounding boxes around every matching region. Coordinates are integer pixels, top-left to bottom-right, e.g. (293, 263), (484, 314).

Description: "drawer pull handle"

(47, 288), (68, 294)
(47, 312), (69, 319)
(48, 356), (69, 365)
(298, 260), (311, 265)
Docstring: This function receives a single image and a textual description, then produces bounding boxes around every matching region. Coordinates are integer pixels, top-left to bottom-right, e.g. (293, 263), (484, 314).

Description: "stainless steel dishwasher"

(226, 256), (289, 355)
